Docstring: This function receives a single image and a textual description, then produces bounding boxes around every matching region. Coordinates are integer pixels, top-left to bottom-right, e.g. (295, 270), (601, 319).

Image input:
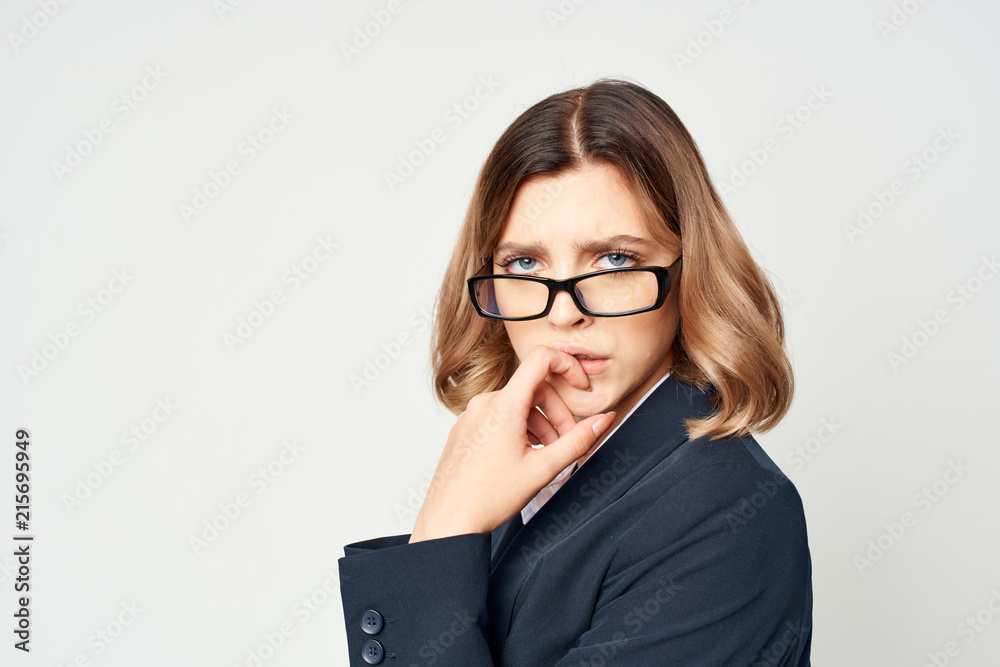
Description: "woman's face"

(496, 162), (681, 422)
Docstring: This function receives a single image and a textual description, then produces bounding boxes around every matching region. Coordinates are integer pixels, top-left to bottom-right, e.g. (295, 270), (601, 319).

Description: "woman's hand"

(409, 345), (617, 543)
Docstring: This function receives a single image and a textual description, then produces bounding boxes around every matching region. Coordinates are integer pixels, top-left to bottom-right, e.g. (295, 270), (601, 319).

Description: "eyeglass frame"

(466, 256), (683, 321)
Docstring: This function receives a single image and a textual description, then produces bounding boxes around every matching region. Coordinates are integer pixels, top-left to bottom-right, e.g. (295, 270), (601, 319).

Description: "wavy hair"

(429, 77), (793, 441)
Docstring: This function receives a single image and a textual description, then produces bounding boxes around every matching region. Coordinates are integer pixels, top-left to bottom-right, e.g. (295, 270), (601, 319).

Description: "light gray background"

(2, 1), (998, 665)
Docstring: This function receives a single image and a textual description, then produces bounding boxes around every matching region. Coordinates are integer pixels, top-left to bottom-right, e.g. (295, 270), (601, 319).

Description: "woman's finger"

(527, 406), (559, 445)
(504, 345), (590, 417)
(531, 411), (616, 482)
(531, 377), (579, 438)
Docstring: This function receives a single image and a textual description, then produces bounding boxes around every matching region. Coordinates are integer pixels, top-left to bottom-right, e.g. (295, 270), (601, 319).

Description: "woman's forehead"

(499, 166), (649, 243)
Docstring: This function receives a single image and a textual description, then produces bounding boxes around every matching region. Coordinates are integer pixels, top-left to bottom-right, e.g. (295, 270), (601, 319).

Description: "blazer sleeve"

(554, 460), (813, 666)
(338, 532), (496, 666)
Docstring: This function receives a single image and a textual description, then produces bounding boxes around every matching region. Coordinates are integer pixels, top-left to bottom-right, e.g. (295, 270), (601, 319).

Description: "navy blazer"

(339, 375), (812, 665)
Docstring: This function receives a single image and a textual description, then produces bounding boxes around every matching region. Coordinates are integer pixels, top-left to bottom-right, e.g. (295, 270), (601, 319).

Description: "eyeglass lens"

(474, 270), (659, 318)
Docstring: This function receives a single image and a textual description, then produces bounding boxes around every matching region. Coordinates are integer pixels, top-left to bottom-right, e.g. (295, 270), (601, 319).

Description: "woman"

(339, 78), (812, 666)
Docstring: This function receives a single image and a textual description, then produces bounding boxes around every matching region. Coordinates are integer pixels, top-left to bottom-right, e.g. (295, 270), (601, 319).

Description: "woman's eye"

(504, 252), (636, 274)
(599, 253), (634, 269)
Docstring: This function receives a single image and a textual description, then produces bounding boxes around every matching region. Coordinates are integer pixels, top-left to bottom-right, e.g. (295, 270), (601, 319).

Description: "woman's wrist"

(409, 512), (485, 543)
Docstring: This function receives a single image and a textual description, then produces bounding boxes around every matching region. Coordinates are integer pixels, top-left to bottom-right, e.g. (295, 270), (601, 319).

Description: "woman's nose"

(546, 289), (588, 325)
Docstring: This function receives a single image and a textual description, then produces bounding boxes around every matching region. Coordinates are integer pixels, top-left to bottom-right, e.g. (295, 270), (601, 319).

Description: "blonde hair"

(429, 78), (793, 441)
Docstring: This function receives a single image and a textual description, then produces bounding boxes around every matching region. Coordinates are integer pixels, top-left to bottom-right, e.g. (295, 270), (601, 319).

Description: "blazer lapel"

(486, 374), (717, 640)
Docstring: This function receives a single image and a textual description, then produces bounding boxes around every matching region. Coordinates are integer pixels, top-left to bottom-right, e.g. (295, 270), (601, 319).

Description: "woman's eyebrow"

(494, 234), (655, 258)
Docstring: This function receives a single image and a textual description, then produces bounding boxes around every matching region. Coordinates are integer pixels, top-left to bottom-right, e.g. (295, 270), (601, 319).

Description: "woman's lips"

(576, 357), (607, 375)
(546, 342), (609, 375)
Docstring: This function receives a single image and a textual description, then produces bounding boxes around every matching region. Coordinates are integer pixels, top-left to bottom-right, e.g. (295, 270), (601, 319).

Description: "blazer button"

(360, 609), (383, 634)
(361, 639), (384, 665)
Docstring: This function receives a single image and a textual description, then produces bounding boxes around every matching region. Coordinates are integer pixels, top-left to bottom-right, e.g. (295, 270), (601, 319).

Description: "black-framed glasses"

(467, 257), (682, 321)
